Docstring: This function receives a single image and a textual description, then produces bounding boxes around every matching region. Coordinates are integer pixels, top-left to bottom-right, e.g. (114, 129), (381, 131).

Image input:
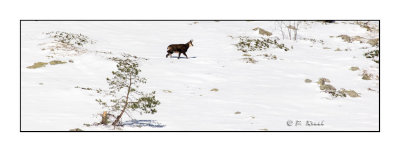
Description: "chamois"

(166, 40), (194, 59)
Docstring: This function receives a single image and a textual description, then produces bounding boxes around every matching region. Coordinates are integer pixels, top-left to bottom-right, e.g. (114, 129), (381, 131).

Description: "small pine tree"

(95, 53), (160, 126)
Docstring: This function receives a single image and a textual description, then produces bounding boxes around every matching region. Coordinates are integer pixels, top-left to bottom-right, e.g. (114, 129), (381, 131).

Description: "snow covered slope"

(21, 21), (379, 131)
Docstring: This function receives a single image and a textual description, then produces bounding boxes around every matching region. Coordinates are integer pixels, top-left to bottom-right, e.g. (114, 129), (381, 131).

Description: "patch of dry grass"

(49, 60), (67, 65)
(350, 67), (360, 71)
(27, 62), (48, 69)
(253, 27), (272, 36)
(210, 88), (219, 92)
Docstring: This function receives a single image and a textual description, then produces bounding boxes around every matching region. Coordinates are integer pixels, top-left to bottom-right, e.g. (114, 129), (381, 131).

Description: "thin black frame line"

(378, 21), (381, 132)
(20, 19), (380, 21)
(20, 20), (22, 132)
(20, 130), (379, 132)
(19, 20), (380, 132)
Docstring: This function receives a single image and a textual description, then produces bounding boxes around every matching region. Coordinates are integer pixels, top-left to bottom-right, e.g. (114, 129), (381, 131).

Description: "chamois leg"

(166, 53), (170, 58)
(178, 53), (181, 59)
(183, 52), (188, 59)
(166, 50), (173, 58)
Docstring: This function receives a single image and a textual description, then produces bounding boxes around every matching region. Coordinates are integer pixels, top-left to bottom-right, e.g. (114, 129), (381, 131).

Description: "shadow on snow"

(169, 56), (197, 59)
(122, 119), (166, 128)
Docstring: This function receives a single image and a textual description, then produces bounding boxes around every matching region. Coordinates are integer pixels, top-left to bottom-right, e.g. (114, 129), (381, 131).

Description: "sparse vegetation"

(27, 62), (48, 69)
(350, 67), (360, 71)
(367, 38), (379, 47)
(162, 90), (172, 93)
(336, 34), (378, 48)
(75, 86), (93, 90)
(69, 128), (83, 131)
(317, 78), (331, 85)
(253, 27), (272, 36)
(337, 35), (352, 43)
(304, 79), (312, 83)
(362, 70), (373, 80)
(316, 77), (360, 98)
(234, 36), (286, 63)
(242, 57), (258, 64)
(302, 38), (325, 45)
(210, 88), (219, 92)
(259, 54), (277, 60)
(27, 60), (69, 69)
(46, 31), (95, 47)
(364, 49), (379, 63)
(339, 89), (360, 97)
(320, 84), (337, 94)
(355, 21), (379, 33)
(42, 31), (95, 55)
(49, 60), (67, 65)
(234, 36), (289, 52)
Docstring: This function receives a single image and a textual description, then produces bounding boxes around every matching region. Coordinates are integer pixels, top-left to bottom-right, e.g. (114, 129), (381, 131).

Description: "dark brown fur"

(166, 40), (193, 59)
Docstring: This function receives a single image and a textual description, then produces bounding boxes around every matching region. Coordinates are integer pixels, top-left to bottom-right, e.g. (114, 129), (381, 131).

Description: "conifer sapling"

(95, 53), (160, 126)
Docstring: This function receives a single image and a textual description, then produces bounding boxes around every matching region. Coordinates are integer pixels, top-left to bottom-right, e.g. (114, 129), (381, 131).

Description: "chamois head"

(188, 39), (194, 47)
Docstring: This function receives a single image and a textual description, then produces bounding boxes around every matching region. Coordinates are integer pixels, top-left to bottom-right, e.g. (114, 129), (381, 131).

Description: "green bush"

(46, 31), (95, 47)
(364, 50), (379, 63)
(95, 53), (160, 126)
(234, 36), (289, 52)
